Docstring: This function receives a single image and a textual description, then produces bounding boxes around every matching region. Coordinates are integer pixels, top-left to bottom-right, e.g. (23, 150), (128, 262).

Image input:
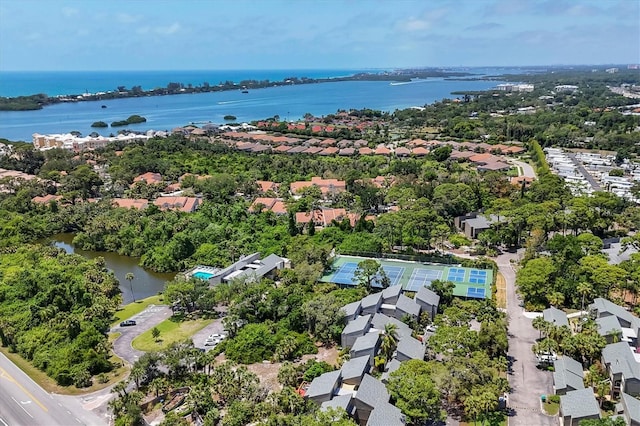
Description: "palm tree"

(125, 272), (135, 302)
(130, 364), (145, 390)
(577, 281), (592, 312)
(532, 316), (549, 340)
(380, 323), (399, 361)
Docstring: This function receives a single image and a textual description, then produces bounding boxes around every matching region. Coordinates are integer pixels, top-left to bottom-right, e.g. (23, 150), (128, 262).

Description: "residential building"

(366, 402), (405, 426)
(553, 357), (585, 395)
(153, 196), (200, 213)
(353, 374), (390, 425)
(249, 197), (288, 215)
(133, 172), (163, 186)
(188, 252), (290, 286)
(340, 355), (371, 386)
(306, 370), (342, 404)
(321, 394), (355, 416)
(112, 198), (149, 210)
(350, 333), (381, 366)
(341, 301), (362, 322)
(394, 294), (421, 321)
(559, 388), (600, 425)
(342, 315), (373, 348)
(621, 392), (640, 425)
(543, 306), (569, 328)
(601, 341), (640, 397)
(414, 286), (440, 320)
(395, 336), (426, 362)
(289, 176), (346, 196)
(455, 213), (503, 239)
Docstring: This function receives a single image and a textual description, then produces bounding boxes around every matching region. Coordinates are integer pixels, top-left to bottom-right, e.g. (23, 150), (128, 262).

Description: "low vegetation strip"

(131, 317), (212, 352)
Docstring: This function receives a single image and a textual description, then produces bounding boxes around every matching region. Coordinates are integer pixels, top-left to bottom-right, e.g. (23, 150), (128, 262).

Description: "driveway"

(111, 305), (172, 365)
(192, 317), (226, 351)
(509, 159), (537, 179)
(497, 252), (556, 426)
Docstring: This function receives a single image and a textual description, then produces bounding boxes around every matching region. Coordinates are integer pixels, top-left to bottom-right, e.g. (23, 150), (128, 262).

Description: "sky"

(1, 0), (638, 71)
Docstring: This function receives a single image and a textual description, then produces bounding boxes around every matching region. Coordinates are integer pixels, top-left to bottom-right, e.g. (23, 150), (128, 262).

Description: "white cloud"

(62, 7), (78, 18)
(397, 8), (449, 32)
(135, 23), (182, 36)
(117, 13), (139, 24)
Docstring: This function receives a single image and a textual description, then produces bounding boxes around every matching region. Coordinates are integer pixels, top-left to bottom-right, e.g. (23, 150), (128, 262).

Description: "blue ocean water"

(0, 69), (515, 141)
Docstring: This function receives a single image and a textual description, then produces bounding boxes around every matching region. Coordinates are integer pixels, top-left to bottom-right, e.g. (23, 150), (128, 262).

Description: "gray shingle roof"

(602, 342), (640, 380)
(343, 314), (372, 336)
(381, 359), (402, 383)
(415, 286), (440, 307)
(351, 332), (381, 353)
(366, 402), (406, 426)
(560, 388), (600, 419)
(306, 370), (342, 399)
(362, 292), (383, 310)
(596, 315), (623, 337)
(590, 298), (637, 327)
(381, 285), (402, 302)
(320, 394), (353, 413)
(355, 374), (389, 408)
(340, 355), (370, 381)
(396, 294), (421, 318)
(553, 357), (585, 392)
(341, 301), (362, 319)
(543, 306), (569, 327)
(370, 313), (412, 340)
(622, 392), (640, 424)
(396, 335), (426, 361)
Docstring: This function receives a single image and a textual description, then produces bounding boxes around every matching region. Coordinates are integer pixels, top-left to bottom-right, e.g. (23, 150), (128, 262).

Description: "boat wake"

(390, 79), (429, 86)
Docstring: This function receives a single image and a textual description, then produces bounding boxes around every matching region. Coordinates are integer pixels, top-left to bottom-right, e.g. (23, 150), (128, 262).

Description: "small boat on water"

(101, 105), (107, 108)
(241, 90), (249, 94)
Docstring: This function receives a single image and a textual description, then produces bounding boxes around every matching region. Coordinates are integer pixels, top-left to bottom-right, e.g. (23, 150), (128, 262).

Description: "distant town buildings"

(496, 83), (535, 93)
(32, 132), (156, 151)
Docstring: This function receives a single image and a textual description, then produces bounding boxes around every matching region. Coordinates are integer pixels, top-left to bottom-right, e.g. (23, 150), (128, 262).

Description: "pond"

(45, 233), (175, 304)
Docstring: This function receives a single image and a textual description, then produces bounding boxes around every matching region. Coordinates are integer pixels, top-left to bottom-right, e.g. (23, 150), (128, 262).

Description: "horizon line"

(1, 63), (638, 73)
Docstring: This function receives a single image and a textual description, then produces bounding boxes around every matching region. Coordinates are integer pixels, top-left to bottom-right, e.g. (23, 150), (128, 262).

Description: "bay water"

(0, 69), (514, 141)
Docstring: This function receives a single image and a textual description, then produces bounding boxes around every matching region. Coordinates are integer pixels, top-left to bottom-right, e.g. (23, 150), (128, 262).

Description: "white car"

(536, 351), (557, 363)
(204, 333), (226, 346)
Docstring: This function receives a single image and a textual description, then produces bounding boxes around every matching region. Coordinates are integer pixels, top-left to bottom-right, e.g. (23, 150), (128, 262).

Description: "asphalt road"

(0, 352), (106, 426)
(509, 159), (537, 179)
(111, 304), (172, 365)
(497, 252), (556, 426)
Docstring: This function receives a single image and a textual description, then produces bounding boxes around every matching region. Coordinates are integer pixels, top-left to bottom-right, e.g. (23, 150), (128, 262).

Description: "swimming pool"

(192, 271), (214, 280)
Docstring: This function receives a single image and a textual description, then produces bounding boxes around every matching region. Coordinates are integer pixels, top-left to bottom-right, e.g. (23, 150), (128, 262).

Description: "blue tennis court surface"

(447, 267), (466, 282)
(405, 269), (443, 292)
(467, 287), (486, 298)
(469, 269), (487, 284)
(320, 255), (492, 299)
(331, 262), (404, 287)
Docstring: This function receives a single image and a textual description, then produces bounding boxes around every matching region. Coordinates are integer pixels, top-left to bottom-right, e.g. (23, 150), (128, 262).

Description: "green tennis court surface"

(320, 255), (492, 299)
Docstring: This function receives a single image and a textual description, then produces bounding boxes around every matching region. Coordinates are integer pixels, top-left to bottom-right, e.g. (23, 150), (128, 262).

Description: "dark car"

(120, 320), (137, 327)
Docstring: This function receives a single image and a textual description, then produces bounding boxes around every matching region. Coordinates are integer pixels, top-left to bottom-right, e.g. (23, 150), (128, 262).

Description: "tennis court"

(320, 255), (493, 299)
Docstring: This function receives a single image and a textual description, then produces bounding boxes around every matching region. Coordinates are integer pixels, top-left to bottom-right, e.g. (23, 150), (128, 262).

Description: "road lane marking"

(11, 396), (33, 418)
(0, 417), (8, 426)
(75, 418), (82, 424)
(0, 366), (48, 412)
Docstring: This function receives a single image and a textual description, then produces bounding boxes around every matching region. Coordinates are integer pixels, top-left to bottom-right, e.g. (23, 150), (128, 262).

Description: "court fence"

(337, 250), (459, 265)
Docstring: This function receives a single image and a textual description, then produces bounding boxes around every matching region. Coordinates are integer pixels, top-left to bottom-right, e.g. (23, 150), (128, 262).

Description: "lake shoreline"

(0, 70), (475, 111)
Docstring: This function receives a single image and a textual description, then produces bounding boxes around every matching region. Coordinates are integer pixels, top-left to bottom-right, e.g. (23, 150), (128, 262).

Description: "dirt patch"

(216, 346), (341, 393)
(496, 272), (507, 309)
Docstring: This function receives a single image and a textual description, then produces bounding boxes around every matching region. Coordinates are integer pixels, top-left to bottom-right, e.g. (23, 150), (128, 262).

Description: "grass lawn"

(543, 400), (559, 415)
(132, 317), (212, 352)
(112, 294), (167, 325)
(0, 338), (129, 396)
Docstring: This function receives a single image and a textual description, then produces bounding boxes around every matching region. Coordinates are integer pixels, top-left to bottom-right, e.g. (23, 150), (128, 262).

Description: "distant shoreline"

(0, 70), (473, 111)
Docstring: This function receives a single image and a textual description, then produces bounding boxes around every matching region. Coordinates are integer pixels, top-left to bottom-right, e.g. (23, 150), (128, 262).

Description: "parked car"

(205, 333), (227, 346)
(425, 325), (438, 332)
(120, 320), (136, 327)
(536, 351), (557, 364)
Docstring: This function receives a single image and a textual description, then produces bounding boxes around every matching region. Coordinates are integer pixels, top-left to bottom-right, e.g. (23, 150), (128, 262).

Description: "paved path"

(567, 152), (602, 191)
(497, 252), (556, 426)
(0, 352), (107, 426)
(509, 159), (537, 179)
(111, 305), (172, 365)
